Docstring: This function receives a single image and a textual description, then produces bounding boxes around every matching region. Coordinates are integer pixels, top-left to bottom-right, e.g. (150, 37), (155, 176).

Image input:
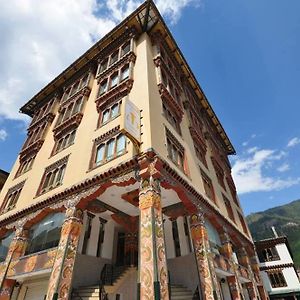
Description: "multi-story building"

(0, 1), (268, 300)
(0, 170), (9, 192)
(255, 228), (300, 300)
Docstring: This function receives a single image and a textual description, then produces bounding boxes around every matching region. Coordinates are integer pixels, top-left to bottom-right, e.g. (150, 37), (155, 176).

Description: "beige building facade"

(0, 1), (268, 300)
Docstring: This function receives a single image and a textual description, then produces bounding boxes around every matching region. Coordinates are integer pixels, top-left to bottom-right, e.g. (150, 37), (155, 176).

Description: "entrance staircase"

(170, 284), (194, 300)
(72, 265), (194, 300)
(72, 265), (134, 300)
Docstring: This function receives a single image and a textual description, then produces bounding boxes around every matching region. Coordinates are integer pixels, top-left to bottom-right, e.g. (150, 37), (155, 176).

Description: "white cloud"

(287, 137), (300, 148)
(232, 148), (300, 194)
(277, 163), (290, 172)
(0, 129), (8, 141)
(0, 0), (200, 122)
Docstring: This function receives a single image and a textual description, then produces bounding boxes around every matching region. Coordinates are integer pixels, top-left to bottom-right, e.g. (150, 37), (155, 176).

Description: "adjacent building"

(255, 230), (300, 300)
(0, 1), (268, 300)
(0, 170), (9, 192)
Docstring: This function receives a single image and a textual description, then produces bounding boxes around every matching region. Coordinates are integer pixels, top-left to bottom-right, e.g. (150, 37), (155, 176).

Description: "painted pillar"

(250, 256), (268, 300)
(46, 206), (83, 300)
(0, 228), (28, 300)
(219, 232), (243, 300)
(138, 171), (169, 300)
(257, 285), (268, 300)
(238, 248), (259, 300)
(189, 210), (221, 300)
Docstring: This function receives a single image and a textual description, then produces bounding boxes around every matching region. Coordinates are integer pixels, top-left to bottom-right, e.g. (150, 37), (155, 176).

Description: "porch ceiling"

(96, 183), (182, 217)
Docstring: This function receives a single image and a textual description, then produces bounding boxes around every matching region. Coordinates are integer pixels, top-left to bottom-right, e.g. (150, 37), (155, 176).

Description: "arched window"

(0, 232), (14, 262)
(26, 212), (65, 255)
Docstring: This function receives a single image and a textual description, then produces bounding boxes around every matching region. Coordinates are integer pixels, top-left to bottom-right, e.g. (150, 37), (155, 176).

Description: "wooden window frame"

(165, 128), (185, 172)
(15, 155), (36, 178)
(223, 194), (235, 222)
(200, 169), (217, 204)
(238, 212), (249, 236)
(162, 102), (181, 134)
(98, 100), (122, 128)
(89, 126), (127, 171)
(37, 156), (69, 196)
(52, 129), (77, 156)
(267, 270), (287, 288)
(0, 181), (25, 214)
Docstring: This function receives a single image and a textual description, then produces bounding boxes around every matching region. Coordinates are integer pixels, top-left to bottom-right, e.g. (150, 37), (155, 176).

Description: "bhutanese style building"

(0, 1), (269, 300)
(255, 229), (300, 300)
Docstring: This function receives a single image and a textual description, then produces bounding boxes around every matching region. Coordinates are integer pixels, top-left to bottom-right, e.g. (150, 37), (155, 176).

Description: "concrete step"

(170, 284), (193, 300)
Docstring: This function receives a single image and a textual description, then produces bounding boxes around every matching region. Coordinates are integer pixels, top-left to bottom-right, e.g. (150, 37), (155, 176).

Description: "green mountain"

(246, 199), (300, 267)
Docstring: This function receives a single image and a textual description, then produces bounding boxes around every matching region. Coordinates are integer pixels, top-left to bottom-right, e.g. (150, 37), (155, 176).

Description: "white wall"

(164, 218), (175, 259)
(177, 217), (189, 256)
(102, 220), (115, 260)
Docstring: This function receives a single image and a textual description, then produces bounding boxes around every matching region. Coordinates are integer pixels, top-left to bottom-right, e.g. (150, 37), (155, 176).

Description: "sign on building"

(121, 99), (141, 144)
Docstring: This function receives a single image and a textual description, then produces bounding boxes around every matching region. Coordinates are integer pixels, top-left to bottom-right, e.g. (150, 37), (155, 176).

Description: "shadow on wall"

(167, 253), (198, 292)
(72, 254), (112, 288)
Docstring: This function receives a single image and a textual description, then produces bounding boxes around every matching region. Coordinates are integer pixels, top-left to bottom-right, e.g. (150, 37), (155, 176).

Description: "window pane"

(110, 51), (119, 65)
(99, 80), (108, 95)
(72, 97), (82, 115)
(110, 73), (119, 88)
(99, 59), (108, 73)
(121, 42), (130, 56)
(69, 130), (76, 145)
(102, 110), (110, 124)
(80, 74), (89, 89)
(111, 104), (119, 118)
(106, 139), (115, 159)
(55, 165), (65, 185)
(43, 173), (52, 189)
(26, 213), (65, 255)
(0, 232), (13, 262)
(116, 135), (126, 155)
(70, 81), (80, 96)
(96, 144), (105, 164)
(121, 66), (129, 81)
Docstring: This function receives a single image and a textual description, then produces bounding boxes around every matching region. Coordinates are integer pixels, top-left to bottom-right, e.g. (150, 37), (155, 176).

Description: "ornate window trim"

(162, 102), (181, 135)
(0, 180), (26, 214)
(95, 54), (135, 111)
(165, 127), (186, 173)
(89, 126), (127, 171)
(37, 155), (69, 196)
(266, 270), (287, 288)
(200, 169), (217, 205)
(97, 100), (122, 128)
(222, 194), (235, 223)
(51, 129), (77, 156)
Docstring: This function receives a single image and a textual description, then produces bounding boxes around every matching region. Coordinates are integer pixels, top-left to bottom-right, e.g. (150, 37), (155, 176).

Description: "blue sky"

(0, 0), (300, 215)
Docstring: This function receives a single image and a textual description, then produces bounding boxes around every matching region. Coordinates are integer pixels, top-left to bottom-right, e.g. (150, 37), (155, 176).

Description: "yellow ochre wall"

(0, 31), (249, 239)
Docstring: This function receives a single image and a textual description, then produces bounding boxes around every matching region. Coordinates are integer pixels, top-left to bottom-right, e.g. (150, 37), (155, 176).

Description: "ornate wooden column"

(189, 210), (221, 300)
(238, 248), (259, 300)
(219, 232), (243, 300)
(0, 227), (28, 300)
(138, 161), (169, 300)
(250, 256), (268, 300)
(46, 204), (83, 300)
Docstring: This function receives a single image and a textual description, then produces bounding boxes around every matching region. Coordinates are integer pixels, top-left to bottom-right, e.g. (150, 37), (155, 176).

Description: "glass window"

(70, 81), (80, 97)
(110, 51), (119, 65)
(26, 213), (65, 255)
(111, 103), (119, 118)
(120, 65), (129, 81)
(121, 42), (130, 56)
(102, 110), (110, 124)
(63, 104), (73, 121)
(99, 80), (108, 95)
(0, 232), (14, 262)
(116, 134), (126, 155)
(80, 74), (89, 89)
(55, 165), (65, 186)
(99, 59), (108, 73)
(106, 139), (115, 160)
(72, 97), (82, 115)
(69, 130), (76, 145)
(96, 144), (105, 164)
(110, 73), (119, 88)
(57, 108), (65, 125)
